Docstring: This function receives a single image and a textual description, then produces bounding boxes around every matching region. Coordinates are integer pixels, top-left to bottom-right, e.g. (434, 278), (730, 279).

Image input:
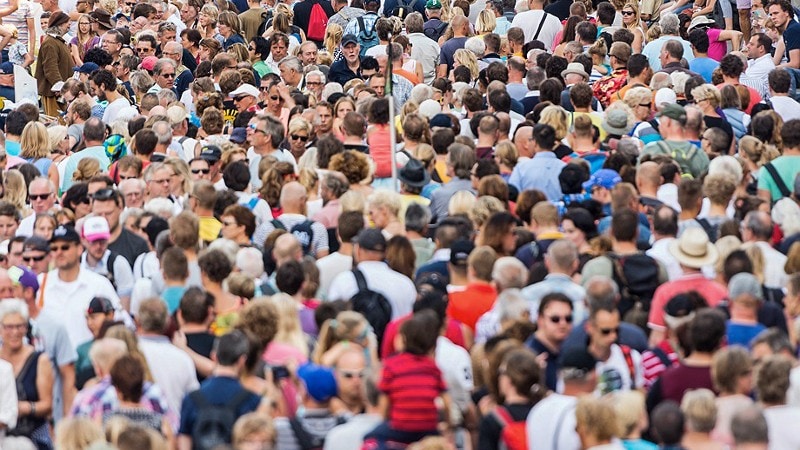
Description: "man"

(688, 29), (719, 82)
(726, 272), (768, 347)
(65, 99), (91, 151)
(178, 330), (267, 449)
(329, 34), (363, 85)
(510, 0), (561, 48)
(36, 12), (73, 116)
(39, 225), (122, 352)
(329, 0), (365, 28)
(333, 347), (368, 415)
(344, 0), (379, 40)
(91, 69), (131, 124)
(437, 15), (470, 77)
(646, 204), (683, 281)
(100, 30), (124, 63)
(474, 115), (500, 159)
(428, 143), (476, 223)
(741, 33), (776, 99)
(767, 68), (800, 122)
(189, 181), (221, 245)
(317, 211), (362, 300)
(731, 407), (770, 450)
(163, 41), (194, 97)
(238, 0), (266, 41)
(758, 119), (800, 203)
(148, 58), (178, 94)
(0, 202), (19, 242)
(405, 12), (439, 84)
(324, 374), (382, 449)
(304, 70), (326, 101)
(509, 123), (565, 200)
(446, 246), (498, 332)
(642, 13), (695, 71)
(278, 363), (347, 448)
(415, 215), (471, 283)
(16, 178), (56, 238)
(91, 188), (149, 267)
(278, 56), (303, 89)
(593, 42), (631, 108)
(742, 211), (789, 289)
(521, 240), (586, 321)
(252, 182), (329, 258)
(137, 297), (199, 416)
(0, 62), (15, 101)
(423, 0), (448, 41)
(62, 118), (111, 192)
(80, 216), (134, 311)
(327, 228), (416, 319)
(717, 54), (763, 114)
(247, 114), (295, 189)
(647, 227), (727, 345)
(312, 171), (349, 230)
(199, 145), (224, 188)
(229, 83), (260, 113)
(526, 292), (574, 391)
(506, 56), (528, 101)
(638, 104), (709, 179)
(611, 54), (652, 104)
(22, 236), (51, 275)
(341, 111), (370, 153)
(167, 105), (199, 161)
(658, 39), (700, 77)
(768, 0), (800, 69)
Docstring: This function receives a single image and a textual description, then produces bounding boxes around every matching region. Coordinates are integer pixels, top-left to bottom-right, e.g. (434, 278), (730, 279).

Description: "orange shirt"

(446, 282), (498, 332)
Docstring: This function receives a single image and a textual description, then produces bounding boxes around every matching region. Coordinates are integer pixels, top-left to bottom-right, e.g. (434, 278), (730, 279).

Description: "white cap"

(654, 88), (677, 108)
(418, 99), (442, 119)
(229, 84), (260, 98)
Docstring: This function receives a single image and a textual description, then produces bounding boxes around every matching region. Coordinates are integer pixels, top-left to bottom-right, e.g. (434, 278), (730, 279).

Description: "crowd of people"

(0, 0), (799, 447)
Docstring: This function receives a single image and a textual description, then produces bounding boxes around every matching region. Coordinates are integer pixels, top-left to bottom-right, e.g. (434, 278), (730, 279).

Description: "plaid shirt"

(69, 377), (178, 431)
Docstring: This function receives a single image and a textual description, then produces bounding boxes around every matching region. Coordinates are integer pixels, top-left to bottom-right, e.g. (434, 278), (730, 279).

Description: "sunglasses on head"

(92, 188), (118, 201)
(191, 168), (210, 174)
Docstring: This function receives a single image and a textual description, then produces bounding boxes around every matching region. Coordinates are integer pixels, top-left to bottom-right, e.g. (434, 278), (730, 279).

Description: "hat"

(355, 228), (386, 252)
(297, 363), (338, 403)
(418, 99), (442, 119)
(87, 296), (114, 315)
(398, 158), (431, 188)
(230, 127), (247, 144)
(560, 347), (597, 373)
(582, 168), (622, 191)
(602, 109), (632, 135)
(50, 225), (80, 244)
(609, 42), (631, 62)
(561, 62), (589, 81)
(669, 227), (718, 269)
(8, 265), (39, 293)
(450, 239), (474, 267)
(47, 11), (70, 29)
(365, 0), (381, 4)
(83, 216), (111, 242)
(341, 34), (359, 47)
(23, 236), (49, 253)
(166, 105), (189, 126)
(688, 15), (716, 32)
(415, 271), (448, 293)
(663, 294), (699, 329)
(0, 62), (13, 75)
(104, 134), (127, 163)
(200, 145), (222, 162)
(430, 114), (452, 128)
(90, 9), (114, 28)
(73, 62), (99, 74)
(426, 0), (442, 9)
(143, 217), (169, 247)
(139, 55), (159, 72)
(728, 272), (764, 302)
(654, 87), (677, 108)
(657, 103), (687, 125)
(229, 84), (260, 99)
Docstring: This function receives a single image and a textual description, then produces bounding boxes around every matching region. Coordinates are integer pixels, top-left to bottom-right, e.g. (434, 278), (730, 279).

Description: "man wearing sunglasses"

(527, 292), (575, 391)
(21, 237), (51, 276)
(149, 58), (178, 94)
(16, 178), (57, 238)
(229, 84), (260, 113)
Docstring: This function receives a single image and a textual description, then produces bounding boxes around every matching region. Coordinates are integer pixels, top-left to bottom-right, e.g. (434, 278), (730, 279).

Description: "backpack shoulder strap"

(352, 268), (368, 291)
(764, 162), (792, 198)
(619, 344), (636, 384)
(271, 219), (286, 230)
(492, 405), (513, 427)
(106, 251), (118, 277)
(649, 345), (672, 368)
(357, 15), (365, 32)
(289, 417), (315, 450)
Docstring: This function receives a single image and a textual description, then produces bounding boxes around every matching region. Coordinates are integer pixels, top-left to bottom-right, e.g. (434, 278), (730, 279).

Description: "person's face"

(118, 168), (140, 182)
(233, 94), (256, 112)
(300, 45), (318, 65)
(769, 4), (790, 27)
(33, 218), (55, 241)
(0, 216), (18, 241)
(279, 64), (301, 86)
(220, 215), (244, 240)
(29, 185), (55, 215)
(271, 40), (288, 60)
(635, 99), (652, 120)
(266, 85), (283, 112)
(316, 106), (333, 132)
(747, 35), (764, 58)
(588, 309), (620, 350)
(22, 248), (49, 274)
(50, 240), (82, 271)
(218, 21), (231, 37)
(121, 185), (145, 208)
(537, 301), (573, 343)
(199, 12), (212, 27)
(289, 129), (309, 152)
(621, 7), (636, 24)
(78, 15), (92, 33)
(153, 167), (178, 196)
(86, 311), (111, 337)
(751, 342), (773, 366)
(163, 45), (182, 64)
(73, 196), (92, 219)
(7, 242), (23, 268)
(1, 312), (26, 349)
(335, 351), (367, 402)
(136, 41), (154, 57)
(368, 205), (389, 228)
(181, 4), (197, 23)
(336, 102), (353, 119)
(237, 432), (273, 450)
(342, 42), (360, 64)
(86, 238), (109, 261)
(101, 33), (121, 55)
(306, 75), (323, 96)
(561, 219), (586, 248)
(247, 119), (270, 148)
(92, 200), (121, 232)
(190, 159), (211, 181)
(156, 66), (176, 89)
(369, 77), (385, 97)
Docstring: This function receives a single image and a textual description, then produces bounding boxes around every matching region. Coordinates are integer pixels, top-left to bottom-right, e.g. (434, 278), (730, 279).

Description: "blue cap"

(0, 62), (13, 75)
(73, 62), (100, 74)
(297, 363), (337, 403)
(582, 168), (622, 191)
(230, 127), (247, 144)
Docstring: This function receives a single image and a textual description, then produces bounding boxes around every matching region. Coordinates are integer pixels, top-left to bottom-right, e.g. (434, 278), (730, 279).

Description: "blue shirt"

(162, 286), (186, 315)
(62, 145), (112, 192)
(726, 321), (766, 348)
(689, 57), (720, 83)
(785, 19), (800, 62)
(509, 152), (566, 201)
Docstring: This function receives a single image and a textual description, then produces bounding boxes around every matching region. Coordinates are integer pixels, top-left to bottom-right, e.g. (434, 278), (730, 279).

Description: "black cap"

(355, 228), (386, 252)
(449, 240), (474, 267)
(342, 34), (359, 47)
(560, 347), (597, 372)
(87, 296), (114, 315)
(200, 145), (222, 163)
(23, 236), (50, 253)
(143, 217), (169, 247)
(50, 225), (80, 244)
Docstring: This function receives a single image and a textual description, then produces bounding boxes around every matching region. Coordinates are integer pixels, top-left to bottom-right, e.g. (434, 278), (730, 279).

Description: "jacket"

(36, 34), (72, 98)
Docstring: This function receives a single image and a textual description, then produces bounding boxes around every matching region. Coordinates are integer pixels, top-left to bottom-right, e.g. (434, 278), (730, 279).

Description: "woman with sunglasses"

(281, 117), (312, 161)
(620, 2), (647, 53)
(61, 182), (92, 221)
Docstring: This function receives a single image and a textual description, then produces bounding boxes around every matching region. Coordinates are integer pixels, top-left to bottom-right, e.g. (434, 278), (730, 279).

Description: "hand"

(535, 351), (549, 370)
(172, 330), (187, 349)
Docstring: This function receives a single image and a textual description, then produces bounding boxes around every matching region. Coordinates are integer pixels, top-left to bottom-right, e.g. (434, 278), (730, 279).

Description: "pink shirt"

(707, 28), (727, 61)
(648, 273), (728, 330)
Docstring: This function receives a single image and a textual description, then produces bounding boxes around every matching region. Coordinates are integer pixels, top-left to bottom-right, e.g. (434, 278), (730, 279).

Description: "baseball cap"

(73, 62), (99, 74)
(0, 62), (13, 75)
(139, 55), (158, 72)
(728, 272), (764, 302)
(50, 225), (80, 244)
(166, 105), (190, 126)
(82, 216), (111, 242)
(341, 34), (359, 47)
(23, 236), (49, 253)
(87, 296), (114, 315)
(8, 265), (38, 293)
(560, 347), (597, 373)
(582, 168), (622, 191)
(430, 114), (452, 128)
(200, 145), (222, 163)
(355, 228), (386, 252)
(450, 240), (474, 267)
(230, 127), (247, 144)
(657, 103), (687, 125)
(426, 0), (443, 9)
(663, 293), (699, 329)
(229, 84), (260, 99)
(297, 363), (338, 403)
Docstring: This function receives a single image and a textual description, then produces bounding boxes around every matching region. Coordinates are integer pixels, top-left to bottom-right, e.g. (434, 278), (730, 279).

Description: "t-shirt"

(439, 37), (468, 72)
(689, 56), (720, 82)
(706, 28), (727, 61)
(648, 275), (728, 330)
(178, 376), (261, 436)
(446, 282), (497, 332)
(109, 228), (150, 268)
(758, 154), (800, 202)
(726, 321), (766, 348)
(784, 20), (800, 63)
(380, 352), (445, 432)
(102, 97), (131, 123)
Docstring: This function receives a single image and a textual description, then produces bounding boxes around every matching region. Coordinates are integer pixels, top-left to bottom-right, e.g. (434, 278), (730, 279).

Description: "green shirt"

(757, 155), (800, 202)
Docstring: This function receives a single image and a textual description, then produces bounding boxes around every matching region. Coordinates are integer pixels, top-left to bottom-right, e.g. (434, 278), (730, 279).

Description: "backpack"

(350, 269), (393, 349)
(694, 218), (719, 243)
(491, 405), (527, 450)
(190, 389), (253, 450)
(655, 140), (699, 179)
(102, 251), (121, 291)
(272, 219), (316, 256)
(307, 1), (328, 41)
(256, 10), (272, 38)
(607, 253), (660, 319)
(356, 16), (379, 57)
(391, 0), (414, 19)
(289, 416), (347, 450)
(423, 19), (448, 41)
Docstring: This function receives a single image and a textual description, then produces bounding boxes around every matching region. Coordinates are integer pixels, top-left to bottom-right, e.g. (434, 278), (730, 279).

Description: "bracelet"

(29, 401), (35, 416)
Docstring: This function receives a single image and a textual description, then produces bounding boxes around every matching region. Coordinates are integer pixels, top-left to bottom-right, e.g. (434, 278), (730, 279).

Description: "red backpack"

(492, 406), (528, 450)
(307, 2), (328, 41)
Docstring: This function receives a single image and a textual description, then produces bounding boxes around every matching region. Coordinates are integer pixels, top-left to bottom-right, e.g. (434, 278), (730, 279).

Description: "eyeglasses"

(306, 81), (322, 86)
(92, 189), (118, 201)
(191, 168), (210, 174)
(599, 327), (620, 336)
(160, 72), (176, 79)
(339, 370), (364, 379)
(50, 244), (74, 253)
(259, 85), (270, 91)
(23, 255), (46, 262)
(269, 95), (281, 101)
(79, 21), (91, 25)
(29, 193), (52, 201)
(248, 123), (268, 134)
(151, 178), (171, 184)
(1, 323), (26, 331)
(119, 175), (138, 180)
(222, 220), (237, 227)
(233, 96), (249, 102)
(547, 315), (573, 324)
(290, 134), (308, 142)
(639, 102), (652, 108)
(621, 10), (635, 15)
(124, 191), (143, 198)
(136, 47), (152, 53)
(125, 1), (135, 5)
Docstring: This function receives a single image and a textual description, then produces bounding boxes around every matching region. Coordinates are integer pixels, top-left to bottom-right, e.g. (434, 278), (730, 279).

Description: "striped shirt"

(380, 352), (445, 432)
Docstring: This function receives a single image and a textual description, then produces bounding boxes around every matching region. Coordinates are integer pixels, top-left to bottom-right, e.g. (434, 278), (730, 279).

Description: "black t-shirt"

(478, 403), (536, 450)
(109, 228), (149, 268)
(186, 332), (216, 382)
(703, 115), (734, 152)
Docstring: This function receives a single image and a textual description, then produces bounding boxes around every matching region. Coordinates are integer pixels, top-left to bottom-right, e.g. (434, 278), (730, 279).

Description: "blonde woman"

(368, 190), (405, 238)
(312, 310), (379, 368)
(285, 117), (313, 161)
(69, 15), (99, 65)
(162, 158), (193, 204)
(262, 293), (310, 366)
(198, 4), (223, 44)
(323, 23), (343, 62)
(475, 9), (496, 35)
(620, 2), (647, 53)
(218, 11), (246, 50)
(453, 48), (479, 80)
(227, 42), (249, 62)
(3, 169), (29, 215)
(73, 158), (101, 184)
(538, 105), (571, 156)
(691, 84), (734, 152)
(739, 135), (779, 194)
(21, 122), (59, 189)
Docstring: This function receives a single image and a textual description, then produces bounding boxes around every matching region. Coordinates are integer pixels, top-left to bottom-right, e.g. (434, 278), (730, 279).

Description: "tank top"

(368, 124), (393, 178)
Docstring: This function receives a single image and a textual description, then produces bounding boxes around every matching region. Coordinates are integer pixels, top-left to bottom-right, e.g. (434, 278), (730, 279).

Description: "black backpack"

(272, 219), (316, 256)
(289, 415), (347, 450)
(190, 389), (253, 450)
(423, 20), (448, 41)
(392, 0), (414, 19)
(607, 253), (660, 320)
(695, 218), (719, 243)
(350, 269), (392, 348)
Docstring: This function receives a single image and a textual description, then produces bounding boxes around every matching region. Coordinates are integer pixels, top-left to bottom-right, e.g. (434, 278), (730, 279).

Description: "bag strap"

(16, 351), (39, 384)
(271, 219), (286, 230)
(552, 402), (578, 450)
(353, 268), (368, 291)
(619, 344), (636, 384)
(764, 162), (792, 198)
(357, 16), (366, 33)
(36, 271), (48, 310)
(189, 390), (209, 409)
(289, 417), (316, 450)
(532, 11), (547, 42)
(650, 345), (672, 368)
(492, 405), (513, 427)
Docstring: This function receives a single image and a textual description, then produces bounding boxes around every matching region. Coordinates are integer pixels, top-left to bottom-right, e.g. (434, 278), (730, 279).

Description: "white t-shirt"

(327, 260), (416, 319)
(102, 97), (132, 123)
(595, 344), (644, 394)
(316, 252), (353, 300)
(435, 336), (473, 413)
(764, 405), (800, 449)
(527, 394), (580, 450)
(509, 9), (561, 50)
(365, 44), (387, 58)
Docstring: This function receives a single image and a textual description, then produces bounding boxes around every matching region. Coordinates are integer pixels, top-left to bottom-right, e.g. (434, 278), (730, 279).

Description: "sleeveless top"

(27, 157), (52, 177)
(368, 124), (393, 178)
(10, 350), (53, 450)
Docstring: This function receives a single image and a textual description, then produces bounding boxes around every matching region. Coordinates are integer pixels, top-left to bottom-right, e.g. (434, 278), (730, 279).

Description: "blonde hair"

(681, 389), (718, 433)
(55, 417), (105, 450)
(47, 125), (68, 153)
(476, 9), (496, 34)
(495, 141), (518, 169)
(270, 293), (309, 358)
(73, 158), (101, 183)
(539, 105), (569, 140)
(623, 86), (653, 110)
(232, 413), (276, 448)
(288, 117), (313, 136)
(20, 122), (50, 160)
(448, 190), (476, 216)
(298, 167), (318, 195)
(691, 84), (722, 108)
(340, 189), (366, 214)
(739, 135), (780, 167)
(368, 189), (402, 218)
(471, 195), (505, 230)
(621, 1), (642, 30)
(3, 169), (26, 211)
(312, 310), (370, 364)
(104, 324), (154, 382)
(324, 23), (343, 54)
(453, 48), (479, 79)
(163, 157), (192, 195)
(576, 396), (621, 443)
(588, 39), (607, 58)
(612, 391), (647, 438)
(75, 14), (94, 44)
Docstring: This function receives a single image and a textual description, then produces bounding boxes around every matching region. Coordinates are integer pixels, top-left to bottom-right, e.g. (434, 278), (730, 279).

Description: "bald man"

(636, 161), (665, 215)
(513, 126), (534, 159)
(253, 182), (329, 258)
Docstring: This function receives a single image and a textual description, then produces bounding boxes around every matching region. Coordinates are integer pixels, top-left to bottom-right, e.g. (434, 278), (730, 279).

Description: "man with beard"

(91, 69), (130, 123)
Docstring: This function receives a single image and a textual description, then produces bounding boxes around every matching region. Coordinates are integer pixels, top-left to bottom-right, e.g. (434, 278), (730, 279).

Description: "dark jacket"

(328, 58), (362, 86)
(36, 34), (72, 98)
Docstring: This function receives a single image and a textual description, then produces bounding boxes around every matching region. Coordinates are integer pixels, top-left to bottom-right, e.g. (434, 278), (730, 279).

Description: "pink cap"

(83, 216), (111, 242)
(140, 55), (159, 72)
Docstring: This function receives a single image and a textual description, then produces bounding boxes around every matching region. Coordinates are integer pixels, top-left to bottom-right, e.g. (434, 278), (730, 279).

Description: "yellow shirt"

(199, 216), (222, 243)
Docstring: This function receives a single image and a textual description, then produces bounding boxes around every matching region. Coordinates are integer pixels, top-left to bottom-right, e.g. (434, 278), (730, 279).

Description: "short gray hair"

(0, 298), (29, 323)
(278, 56), (303, 74)
(236, 247), (265, 279)
(584, 275), (619, 308)
(660, 13), (680, 35)
(405, 12), (424, 33)
(731, 407), (769, 445)
(465, 36), (486, 57)
(152, 121), (172, 145)
(491, 256), (528, 290)
(404, 203), (431, 234)
(305, 69), (326, 84)
(153, 58), (177, 76)
(495, 288), (529, 322)
(526, 66), (545, 90)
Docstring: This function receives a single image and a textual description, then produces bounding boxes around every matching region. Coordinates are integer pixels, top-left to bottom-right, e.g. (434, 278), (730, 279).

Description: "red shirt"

(381, 315), (467, 358)
(648, 274), (728, 330)
(380, 352), (446, 432)
(447, 282), (498, 332)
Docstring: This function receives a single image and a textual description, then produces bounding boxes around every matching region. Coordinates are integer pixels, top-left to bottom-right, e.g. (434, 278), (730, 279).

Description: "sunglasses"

(600, 327), (620, 336)
(222, 220), (237, 226)
(269, 95), (281, 101)
(621, 10), (635, 15)
(23, 255), (46, 262)
(259, 86), (270, 91)
(136, 48), (152, 53)
(639, 102), (652, 108)
(547, 315), (573, 324)
(50, 244), (74, 252)
(191, 168), (210, 174)
(290, 134), (308, 142)
(161, 73), (176, 79)
(29, 193), (52, 201)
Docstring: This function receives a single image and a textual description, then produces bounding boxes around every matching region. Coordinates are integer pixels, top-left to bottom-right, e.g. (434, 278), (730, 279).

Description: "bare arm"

(60, 363), (76, 417)
(437, 64), (448, 79)
(757, 188), (773, 204)
(31, 353), (54, 418)
(781, 48), (800, 69)
(177, 435), (192, 450)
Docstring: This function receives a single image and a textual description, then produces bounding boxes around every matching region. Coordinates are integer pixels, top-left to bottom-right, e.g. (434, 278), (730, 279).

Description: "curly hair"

(195, 92), (224, 117)
(258, 161), (295, 207)
(329, 150), (371, 185)
(201, 107), (224, 135)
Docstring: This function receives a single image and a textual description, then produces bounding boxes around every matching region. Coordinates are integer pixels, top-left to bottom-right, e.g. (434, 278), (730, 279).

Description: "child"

(6, 25), (32, 69)
(588, 39), (610, 84)
(363, 309), (451, 447)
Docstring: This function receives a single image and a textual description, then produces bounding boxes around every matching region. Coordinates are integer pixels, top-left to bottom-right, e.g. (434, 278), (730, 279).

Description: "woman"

(554, 16), (582, 57)
(249, 36), (271, 77)
(47, 125), (69, 191)
(332, 96), (356, 139)
(561, 208), (598, 270)
(33, 213), (57, 240)
(393, 34), (425, 83)
(479, 211), (516, 257)
(69, 14), (99, 66)
(162, 158), (192, 206)
(262, 293), (310, 367)
(711, 346), (754, 445)
(105, 355), (172, 441)
(180, 28), (202, 66)
(262, 78), (293, 125)
(368, 190), (405, 238)
(475, 9), (496, 35)
(576, 396), (624, 449)
(312, 310), (380, 368)
(620, 2), (646, 53)
(681, 389), (725, 450)
(720, 84), (750, 141)
(198, 4), (223, 44)
(20, 122), (59, 190)
(612, 391), (657, 450)
(453, 48), (479, 80)
(282, 117), (312, 161)
(538, 105), (572, 158)
(228, 42), (249, 63)
(3, 169), (29, 215)
(61, 183), (91, 220)
(267, 8), (305, 47)
(218, 11), (246, 50)
(198, 37), (222, 63)
(180, 0), (200, 30)
(624, 87), (660, 144)
(478, 348), (544, 450)
(259, 160), (294, 217)
(221, 204), (257, 247)
(233, 413), (276, 450)
(0, 299), (54, 450)
(323, 23), (343, 62)
(386, 235), (416, 279)
(494, 141), (517, 182)
(692, 84), (734, 152)
(739, 135), (779, 195)
(330, 150), (373, 197)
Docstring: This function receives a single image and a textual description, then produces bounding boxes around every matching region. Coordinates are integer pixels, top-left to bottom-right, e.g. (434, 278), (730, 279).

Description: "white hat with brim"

(669, 227), (718, 269)
(229, 84), (260, 99)
(561, 63), (589, 81)
(688, 15), (716, 32)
